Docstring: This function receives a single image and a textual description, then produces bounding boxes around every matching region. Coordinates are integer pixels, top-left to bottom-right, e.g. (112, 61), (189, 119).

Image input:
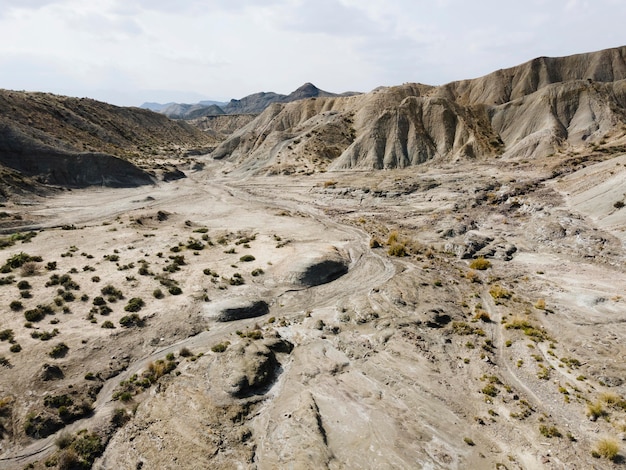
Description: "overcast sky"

(0, 0), (623, 106)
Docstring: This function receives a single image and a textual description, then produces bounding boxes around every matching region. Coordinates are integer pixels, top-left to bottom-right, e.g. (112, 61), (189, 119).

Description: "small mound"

(208, 299), (269, 322)
(287, 247), (349, 287)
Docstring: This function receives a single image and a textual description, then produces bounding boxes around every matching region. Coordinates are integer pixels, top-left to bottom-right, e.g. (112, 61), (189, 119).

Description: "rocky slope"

(0, 90), (216, 194)
(211, 46), (626, 174)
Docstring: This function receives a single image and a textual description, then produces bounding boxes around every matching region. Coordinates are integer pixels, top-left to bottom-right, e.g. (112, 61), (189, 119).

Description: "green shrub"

(153, 288), (164, 299)
(186, 239), (204, 250)
(101, 284), (123, 300)
(9, 343), (21, 353)
(211, 342), (229, 353)
(1, 252), (42, 272)
(239, 255), (255, 262)
(24, 307), (47, 322)
(481, 384), (499, 397)
(119, 314), (144, 328)
(49, 342), (69, 358)
(9, 300), (22, 311)
(168, 286), (182, 295)
(251, 268), (264, 276)
(101, 321), (115, 329)
(539, 425), (562, 438)
(124, 297), (145, 312)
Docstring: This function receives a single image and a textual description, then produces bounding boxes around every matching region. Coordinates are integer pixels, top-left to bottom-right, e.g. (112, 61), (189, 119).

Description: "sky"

(0, 0), (624, 107)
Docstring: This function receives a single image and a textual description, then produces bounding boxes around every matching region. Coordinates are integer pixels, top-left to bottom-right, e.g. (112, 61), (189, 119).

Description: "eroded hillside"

(0, 91), (216, 195)
(212, 46), (626, 174)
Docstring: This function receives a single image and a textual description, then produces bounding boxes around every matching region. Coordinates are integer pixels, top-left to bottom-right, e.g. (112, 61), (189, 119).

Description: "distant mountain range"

(141, 83), (360, 119)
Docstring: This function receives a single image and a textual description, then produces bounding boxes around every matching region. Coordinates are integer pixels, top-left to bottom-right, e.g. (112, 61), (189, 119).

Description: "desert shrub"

(0, 329), (14, 342)
(144, 359), (177, 383)
(534, 298), (546, 310)
(168, 285), (182, 295)
(614, 200), (625, 209)
(539, 425), (562, 438)
(124, 297), (145, 312)
(119, 314), (143, 327)
(592, 438), (620, 461)
(186, 238), (204, 250)
(101, 321), (115, 329)
(49, 342), (69, 358)
(0, 275), (15, 285)
(229, 273), (244, 285)
(469, 257), (491, 270)
(452, 321), (485, 336)
(24, 307), (47, 322)
(17, 280), (31, 290)
(9, 343), (21, 353)
(45, 261), (57, 271)
(9, 300), (23, 311)
(251, 268), (264, 276)
(69, 432), (104, 468)
(20, 290), (32, 298)
(466, 270), (480, 283)
(101, 284), (123, 300)
(211, 342), (229, 353)
(463, 437), (475, 446)
(20, 262), (40, 277)
(387, 243), (406, 257)
(239, 254), (255, 262)
(481, 384), (499, 397)
(91, 276), (100, 283)
(489, 285), (511, 300)
(111, 408), (130, 428)
(1, 252), (42, 272)
(153, 288), (164, 299)
(587, 401), (608, 421)
(61, 291), (75, 302)
(473, 309), (491, 322)
(505, 317), (550, 342)
(92, 296), (106, 306)
(179, 347), (193, 357)
(370, 238), (381, 248)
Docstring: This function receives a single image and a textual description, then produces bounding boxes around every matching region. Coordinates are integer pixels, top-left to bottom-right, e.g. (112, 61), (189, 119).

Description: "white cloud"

(0, 0), (624, 105)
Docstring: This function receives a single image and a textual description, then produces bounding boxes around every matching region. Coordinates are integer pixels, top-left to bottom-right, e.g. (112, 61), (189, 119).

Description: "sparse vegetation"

(592, 438), (620, 461)
(469, 257), (491, 270)
(49, 342), (69, 358)
(124, 297), (145, 312)
(539, 425), (562, 438)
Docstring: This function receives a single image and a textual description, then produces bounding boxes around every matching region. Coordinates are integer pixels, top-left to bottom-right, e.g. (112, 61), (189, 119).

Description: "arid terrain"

(1, 47), (626, 469)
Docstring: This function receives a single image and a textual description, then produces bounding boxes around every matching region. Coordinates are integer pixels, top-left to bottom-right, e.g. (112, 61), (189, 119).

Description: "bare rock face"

(255, 391), (332, 469)
(285, 246), (349, 287)
(210, 341), (280, 398)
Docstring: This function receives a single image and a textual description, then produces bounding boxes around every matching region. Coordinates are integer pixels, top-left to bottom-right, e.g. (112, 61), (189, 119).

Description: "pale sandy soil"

(0, 156), (625, 470)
